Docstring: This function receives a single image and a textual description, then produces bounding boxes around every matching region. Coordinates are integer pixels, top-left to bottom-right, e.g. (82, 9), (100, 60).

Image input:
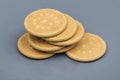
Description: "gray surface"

(0, 0), (120, 80)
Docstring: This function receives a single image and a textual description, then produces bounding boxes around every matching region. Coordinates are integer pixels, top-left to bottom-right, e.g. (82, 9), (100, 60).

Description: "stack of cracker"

(17, 9), (106, 62)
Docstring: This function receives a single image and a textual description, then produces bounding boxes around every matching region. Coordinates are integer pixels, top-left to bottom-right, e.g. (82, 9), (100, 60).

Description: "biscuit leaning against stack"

(17, 8), (107, 62)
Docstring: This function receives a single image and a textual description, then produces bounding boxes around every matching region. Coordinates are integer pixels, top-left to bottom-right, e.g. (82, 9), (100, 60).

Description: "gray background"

(0, 0), (120, 80)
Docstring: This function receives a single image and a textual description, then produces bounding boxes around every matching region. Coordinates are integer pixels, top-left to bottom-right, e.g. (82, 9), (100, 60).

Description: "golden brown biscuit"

(66, 33), (107, 62)
(49, 21), (85, 46)
(24, 9), (67, 37)
(44, 14), (77, 42)
(17, 33), (54, 59)
(27, 33), (63, 52)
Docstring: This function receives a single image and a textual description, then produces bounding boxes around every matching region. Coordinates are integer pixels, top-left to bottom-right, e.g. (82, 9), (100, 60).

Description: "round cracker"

(66, 33), (107, 62)
(17, 33), (54, 59)
(49, 21), (84, 46)
(44, 14), (77, 42)
(24, 9), (67, 37)
(27, 33), (63, 52)
(53, 44), (76, 54)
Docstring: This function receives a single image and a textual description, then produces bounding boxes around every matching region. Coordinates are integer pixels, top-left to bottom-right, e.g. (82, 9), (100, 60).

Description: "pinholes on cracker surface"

(44, 14), (77, 42)
(66, 33), (106, 62)
(17, 8), (107, 62)
(24, 9), (67, 37)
